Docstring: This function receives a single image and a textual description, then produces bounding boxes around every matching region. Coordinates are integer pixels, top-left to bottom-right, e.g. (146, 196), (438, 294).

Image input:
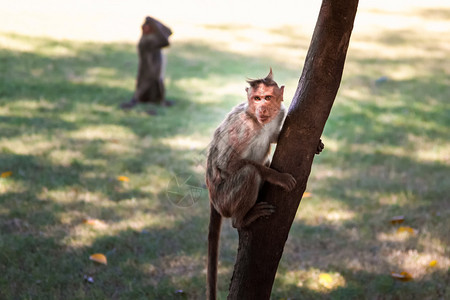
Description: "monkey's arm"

(147, 17), (172, 48)
(231, 159), (296, 191)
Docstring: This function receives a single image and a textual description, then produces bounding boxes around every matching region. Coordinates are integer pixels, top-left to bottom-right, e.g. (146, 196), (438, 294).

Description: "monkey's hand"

(277, 173), (297, 191)
(316, 139), (325, 155)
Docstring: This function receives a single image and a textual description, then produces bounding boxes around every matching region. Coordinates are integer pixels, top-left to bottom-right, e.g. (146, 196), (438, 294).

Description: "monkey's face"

(247, 84), (284, 125)
(142, 24), (154, 35)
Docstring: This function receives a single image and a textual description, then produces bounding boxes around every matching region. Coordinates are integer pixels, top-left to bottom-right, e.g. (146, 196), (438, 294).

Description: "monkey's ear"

(279, 85), (285, 100)
(245, 87), (249, 94)
(266, 68), (273, 81)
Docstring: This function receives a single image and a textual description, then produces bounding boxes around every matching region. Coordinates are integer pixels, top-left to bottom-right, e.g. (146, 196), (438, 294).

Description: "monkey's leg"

(229, 170), (274, 229)
(134, 78), (156, 103)
(235, 159), (296, 191)
(120, 97), (138, 109)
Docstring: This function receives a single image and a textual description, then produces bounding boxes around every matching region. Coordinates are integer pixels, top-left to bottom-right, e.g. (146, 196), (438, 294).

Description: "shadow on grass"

(330, 76), (449, 146)
(0, 215), (209, 299)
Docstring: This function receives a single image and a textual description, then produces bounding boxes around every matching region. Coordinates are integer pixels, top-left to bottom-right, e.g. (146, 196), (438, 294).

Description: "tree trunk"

(228, 0), (359, 298)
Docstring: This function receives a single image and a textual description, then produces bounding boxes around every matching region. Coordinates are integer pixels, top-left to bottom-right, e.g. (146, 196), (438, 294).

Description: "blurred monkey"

(121, 16), (172, 112)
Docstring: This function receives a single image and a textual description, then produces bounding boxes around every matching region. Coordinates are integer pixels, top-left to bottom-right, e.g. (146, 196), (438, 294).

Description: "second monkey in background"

(121, 16), (173, 114)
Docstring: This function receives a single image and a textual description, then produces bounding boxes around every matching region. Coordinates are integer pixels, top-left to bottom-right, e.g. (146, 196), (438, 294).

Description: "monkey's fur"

(205, 70), (297, 299)
(122, 16), (172, 107)
(136, 16), (171, 104)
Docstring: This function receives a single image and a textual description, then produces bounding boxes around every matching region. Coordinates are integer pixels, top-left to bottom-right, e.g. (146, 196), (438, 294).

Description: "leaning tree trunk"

(228, 0), (359, 298)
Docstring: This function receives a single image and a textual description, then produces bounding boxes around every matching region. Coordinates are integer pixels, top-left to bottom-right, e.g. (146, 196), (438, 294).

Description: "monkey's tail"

(207, 202), (222, 300)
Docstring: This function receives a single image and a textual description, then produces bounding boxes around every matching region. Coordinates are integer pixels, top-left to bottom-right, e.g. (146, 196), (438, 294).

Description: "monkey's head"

(142, 16), (155, 35)
(246, 69), (284, 125)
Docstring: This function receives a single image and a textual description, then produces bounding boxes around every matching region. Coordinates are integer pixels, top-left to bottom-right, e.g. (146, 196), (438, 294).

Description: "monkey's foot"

(120, 98), (138, 109)
(251, 202), (275, 216)
(162, 99), (175, 107)
(240, 202), (275, 227)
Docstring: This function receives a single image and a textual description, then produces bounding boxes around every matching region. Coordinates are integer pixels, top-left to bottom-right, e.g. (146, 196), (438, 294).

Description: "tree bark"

(228, 0), (359, 298)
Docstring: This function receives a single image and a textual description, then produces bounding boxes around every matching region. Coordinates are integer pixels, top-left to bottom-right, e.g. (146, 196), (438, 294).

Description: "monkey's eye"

(254, 96), (261, 101)
(265, 96), (272, 101)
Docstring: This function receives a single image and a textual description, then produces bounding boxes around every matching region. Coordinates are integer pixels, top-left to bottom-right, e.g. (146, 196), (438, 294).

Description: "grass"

(0, 5), (449, 299)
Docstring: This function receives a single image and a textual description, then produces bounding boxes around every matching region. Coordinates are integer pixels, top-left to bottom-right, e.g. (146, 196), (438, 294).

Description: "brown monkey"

(206, 70), (324, 298)
(205, 70), (289, 299)
(121, 16), (172, 111)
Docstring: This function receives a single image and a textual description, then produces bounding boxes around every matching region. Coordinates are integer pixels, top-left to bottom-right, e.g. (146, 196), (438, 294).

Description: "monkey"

(205, 69), (324, 299)
(120, 16), (172, 112)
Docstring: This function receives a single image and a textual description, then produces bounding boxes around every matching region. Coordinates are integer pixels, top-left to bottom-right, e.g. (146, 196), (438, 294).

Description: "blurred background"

(0, 0), (449, 299)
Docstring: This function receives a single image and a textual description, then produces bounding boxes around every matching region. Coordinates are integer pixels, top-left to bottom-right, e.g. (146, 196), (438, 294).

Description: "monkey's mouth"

(258, 116), (270, 123)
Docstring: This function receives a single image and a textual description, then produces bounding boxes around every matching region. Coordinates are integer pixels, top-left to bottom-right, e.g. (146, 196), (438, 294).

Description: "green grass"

(0, 13), (449, 300)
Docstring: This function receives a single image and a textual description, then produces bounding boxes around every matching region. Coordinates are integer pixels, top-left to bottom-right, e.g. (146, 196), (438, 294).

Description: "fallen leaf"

(83, 218), (104, 226)
(1, 171), (13, 178)
(391, 271), (413, 281)
(429, 260), (437, 267)
(318, 273), (333, 289)
(390, 215), (405, 224)
(89, 253), (107, 265)
(397, 226), (417, 235)
(303, 192), (312, 198)
(117, 176), (130, 182)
